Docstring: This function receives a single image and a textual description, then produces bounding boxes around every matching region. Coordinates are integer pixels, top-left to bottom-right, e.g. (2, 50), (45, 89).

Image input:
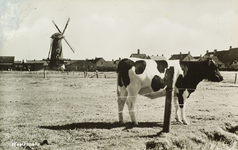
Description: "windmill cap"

(51, 33), (64, 39)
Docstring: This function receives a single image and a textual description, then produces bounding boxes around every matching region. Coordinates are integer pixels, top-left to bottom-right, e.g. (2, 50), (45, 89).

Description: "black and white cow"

(116, 58), (223, 126)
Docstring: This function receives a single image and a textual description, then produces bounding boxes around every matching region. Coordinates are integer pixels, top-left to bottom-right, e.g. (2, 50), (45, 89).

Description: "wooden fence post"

(44, 68), (46, 79)
(162, 66), (174, 133)
(235, 73), (237, 84)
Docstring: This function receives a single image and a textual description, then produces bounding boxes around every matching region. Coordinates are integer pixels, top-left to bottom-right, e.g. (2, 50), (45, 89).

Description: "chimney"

(206, 50), (209, 53)
(180, 52), (182, 60)
(119, 57), (121, 61)
(214, 49), (217, 53)
(188, 51), (190, 54)
(137, 49), (140, 54)
(230, 46), (232, 49)
(162, 54), (164, 56)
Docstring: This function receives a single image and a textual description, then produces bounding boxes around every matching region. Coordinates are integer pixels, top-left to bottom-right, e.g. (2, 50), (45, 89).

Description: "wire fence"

(1, 70), (237, 82)
(0, 70), (117, 79)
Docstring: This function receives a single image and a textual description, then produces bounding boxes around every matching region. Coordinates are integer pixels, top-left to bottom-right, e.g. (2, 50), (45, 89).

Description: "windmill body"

(47, 18), (74, 70)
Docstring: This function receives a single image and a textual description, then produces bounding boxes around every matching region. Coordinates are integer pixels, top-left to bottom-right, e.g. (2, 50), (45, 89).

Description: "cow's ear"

(208, 58), (213, 66)
(180, 64), (188, 76)
(156, 60), (168, 73)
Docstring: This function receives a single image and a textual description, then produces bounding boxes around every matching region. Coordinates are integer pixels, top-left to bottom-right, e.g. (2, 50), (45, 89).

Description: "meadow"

(0, 71), (238, 149)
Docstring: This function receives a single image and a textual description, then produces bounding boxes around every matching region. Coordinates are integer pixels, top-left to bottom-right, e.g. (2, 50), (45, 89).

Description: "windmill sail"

(52, 19), (75, 53)
(47, 18), (74, 70)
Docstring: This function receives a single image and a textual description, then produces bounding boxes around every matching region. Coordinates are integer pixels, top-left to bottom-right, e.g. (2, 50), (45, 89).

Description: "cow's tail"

(116, 72), (121, 97)
(116, 60), (124, 97)
(117, 73), (119, 97)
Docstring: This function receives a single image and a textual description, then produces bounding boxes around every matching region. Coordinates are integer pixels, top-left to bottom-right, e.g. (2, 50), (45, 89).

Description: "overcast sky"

(0, 0), (238, 61)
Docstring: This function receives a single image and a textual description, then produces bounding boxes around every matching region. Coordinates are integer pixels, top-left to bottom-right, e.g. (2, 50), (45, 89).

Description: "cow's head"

(206, 58), (223, 82)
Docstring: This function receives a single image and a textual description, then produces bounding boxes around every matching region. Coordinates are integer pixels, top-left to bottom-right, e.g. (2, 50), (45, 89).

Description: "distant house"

(0, 56), (15, 70)
(66, 57), (117, 71)
(147, 55), (167, 61)
(14, 60), (22, 70)
(203, 46), (238, 70)
(86, 57), (107, 71)
(66, 60), (95, 71)
(193, 55), (202, 61)
(87, 57), (117, 71)
(86, 57), (106, 69)
(130, 49), (147, 59)
(228, 48), (238, 68)
(169, 52), (195, 61)
(113, 58), (121, 66)
(14, 60), (47, 71)
(106, 60), (118, 70)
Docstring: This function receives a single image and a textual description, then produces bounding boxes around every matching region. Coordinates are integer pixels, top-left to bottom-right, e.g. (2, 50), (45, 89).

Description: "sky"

(0, 0), (238, 61)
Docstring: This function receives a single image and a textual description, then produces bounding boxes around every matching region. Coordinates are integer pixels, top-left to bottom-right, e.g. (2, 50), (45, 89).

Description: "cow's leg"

(126, 95), (138, 126)
(181, 100), (188, 125)
(117, 86), (128, 125)
(126, 95), (137, 126)
(179, 90), (189, 125)
(174, 96), (182, 123)
(126, 84), (140, 126)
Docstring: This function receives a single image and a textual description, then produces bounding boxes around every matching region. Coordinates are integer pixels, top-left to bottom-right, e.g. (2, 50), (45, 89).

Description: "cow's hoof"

(132, 122), (139, 127)
(175, 118), (183, 124)
(125, 122), (138, 129)
(182, 120), (189, 125)
(119, 121), (125, 126)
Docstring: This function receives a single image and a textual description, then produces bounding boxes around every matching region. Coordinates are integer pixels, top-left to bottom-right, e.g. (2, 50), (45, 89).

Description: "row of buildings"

(65, 58), (118, 71)
(0, 58), (49, 71)
(0, 57), (118, 71)
(130, 46), (238, 71)
(0, 46), (237, 71)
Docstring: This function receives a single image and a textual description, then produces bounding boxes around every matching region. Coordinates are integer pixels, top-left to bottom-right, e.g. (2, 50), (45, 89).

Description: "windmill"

(47, 18), (75, 70)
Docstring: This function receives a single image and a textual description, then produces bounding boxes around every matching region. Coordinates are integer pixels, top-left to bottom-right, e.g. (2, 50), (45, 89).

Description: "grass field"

(0, 71), (238, 149)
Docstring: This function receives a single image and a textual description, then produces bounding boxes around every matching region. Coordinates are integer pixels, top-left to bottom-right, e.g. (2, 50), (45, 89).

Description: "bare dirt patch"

(0, 71), (238, 149)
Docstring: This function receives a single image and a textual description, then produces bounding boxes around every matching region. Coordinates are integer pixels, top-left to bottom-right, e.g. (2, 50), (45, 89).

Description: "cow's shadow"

(39, 122), (164, 130)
